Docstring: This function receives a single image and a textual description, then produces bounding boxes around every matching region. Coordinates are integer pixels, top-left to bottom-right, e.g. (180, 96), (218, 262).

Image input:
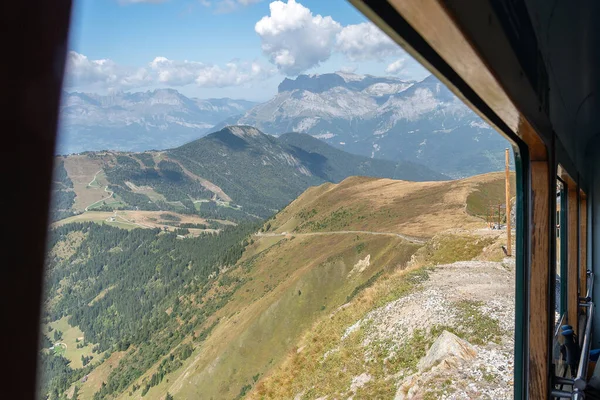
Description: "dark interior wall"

(524, 0), (600, 181)
(0, 0), (72, 398)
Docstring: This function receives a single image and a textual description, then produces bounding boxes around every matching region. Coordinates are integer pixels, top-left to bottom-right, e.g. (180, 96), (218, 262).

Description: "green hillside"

(167, 126), (323, 218)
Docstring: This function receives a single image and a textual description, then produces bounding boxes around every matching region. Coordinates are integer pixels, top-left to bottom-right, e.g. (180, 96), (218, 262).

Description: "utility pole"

(505, 148), (512, 256)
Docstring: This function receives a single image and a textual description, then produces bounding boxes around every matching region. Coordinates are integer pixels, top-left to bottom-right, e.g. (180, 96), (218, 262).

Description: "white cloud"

(149, 57), (203, 86)
(65, 52), (273, 91)
(255, 1), (402, 75)
(385, 58), (406, 75)
(340, 65), (357, 73)
(335, 22), (399, 61)
(255, 0), (342, 75)
(64, 51), (151, 91)
(150, 57), (274, 87)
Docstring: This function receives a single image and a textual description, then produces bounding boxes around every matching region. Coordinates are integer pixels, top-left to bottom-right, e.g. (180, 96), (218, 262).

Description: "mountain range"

(59, 72), (510, 178)
(168, 126), (447, 217)
(235, 73), (509, 178)
(57, 90), (256, 154)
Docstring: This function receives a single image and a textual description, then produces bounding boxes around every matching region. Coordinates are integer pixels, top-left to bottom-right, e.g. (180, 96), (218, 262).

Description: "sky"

(65, 0), (430, 101)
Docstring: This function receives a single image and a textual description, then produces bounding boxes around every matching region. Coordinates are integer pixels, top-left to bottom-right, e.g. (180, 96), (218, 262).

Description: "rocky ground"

(348, 258), (515, 399)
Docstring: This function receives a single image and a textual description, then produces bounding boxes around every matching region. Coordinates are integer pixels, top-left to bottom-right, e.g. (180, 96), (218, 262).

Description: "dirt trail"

(254, 230), (426, 244)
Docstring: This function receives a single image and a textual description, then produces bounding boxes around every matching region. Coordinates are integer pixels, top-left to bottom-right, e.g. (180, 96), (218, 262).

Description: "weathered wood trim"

(529, 161), (551, 399)
(567, 187), (579, 333)
(381, 0), (547, 159)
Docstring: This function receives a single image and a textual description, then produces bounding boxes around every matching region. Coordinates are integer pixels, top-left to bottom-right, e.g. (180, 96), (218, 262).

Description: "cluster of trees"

(137, 344), (193, 396)
(81, 355), (93, 367)
(134, 152), (156, 168)
(42, 220), (261, 399)
(38, 352), (97, 399)
(160, 213), (181, 222)
(40, 334), (53, 349)
(53, 159), (73, 189)
(174, 228), (190, 236)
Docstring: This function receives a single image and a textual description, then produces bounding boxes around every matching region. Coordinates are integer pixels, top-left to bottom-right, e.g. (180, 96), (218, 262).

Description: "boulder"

(417, 330), (477, 372)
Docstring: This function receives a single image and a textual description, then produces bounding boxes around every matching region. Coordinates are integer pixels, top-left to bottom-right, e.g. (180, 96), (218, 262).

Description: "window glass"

(39, 1), (519, 399)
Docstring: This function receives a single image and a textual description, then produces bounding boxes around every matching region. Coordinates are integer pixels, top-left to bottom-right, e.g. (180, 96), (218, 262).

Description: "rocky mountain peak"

(224, 125), (263, 139)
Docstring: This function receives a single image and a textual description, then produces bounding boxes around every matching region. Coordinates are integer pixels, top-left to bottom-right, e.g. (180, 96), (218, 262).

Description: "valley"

(41, 166), (516, 400)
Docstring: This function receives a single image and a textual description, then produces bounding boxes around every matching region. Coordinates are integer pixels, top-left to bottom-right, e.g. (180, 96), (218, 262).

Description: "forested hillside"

(40, 221), (260, 399)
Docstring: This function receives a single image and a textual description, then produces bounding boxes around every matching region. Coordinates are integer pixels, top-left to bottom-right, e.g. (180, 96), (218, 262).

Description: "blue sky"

(66, 0), (429, 101)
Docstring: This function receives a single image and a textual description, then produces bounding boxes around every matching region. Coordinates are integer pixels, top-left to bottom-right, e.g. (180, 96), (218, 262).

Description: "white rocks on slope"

(349, 259), (515, 400)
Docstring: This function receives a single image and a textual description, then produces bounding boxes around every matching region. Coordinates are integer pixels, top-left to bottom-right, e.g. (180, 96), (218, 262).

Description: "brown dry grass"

(62, 155), (108, 211)
(49, 231), (86, 260)
(270, 172), (507, 238)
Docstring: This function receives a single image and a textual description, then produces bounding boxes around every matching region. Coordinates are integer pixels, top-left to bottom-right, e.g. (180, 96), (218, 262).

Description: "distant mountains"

(57, 89), (256, 154)
(59, 72), (510, 178)
(236, 72), (509, 178)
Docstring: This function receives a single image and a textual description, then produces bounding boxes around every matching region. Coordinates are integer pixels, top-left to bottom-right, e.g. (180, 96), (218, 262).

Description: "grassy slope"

(130, 234), (420, 400)
(248, 214), (511, 397)
(75, 172), (511, 399)
(269, 172), (509, 238)
(43, 317), (99, 369)
(466, 172), (516, 218)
